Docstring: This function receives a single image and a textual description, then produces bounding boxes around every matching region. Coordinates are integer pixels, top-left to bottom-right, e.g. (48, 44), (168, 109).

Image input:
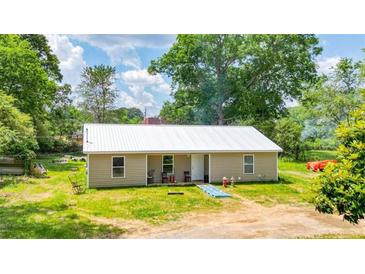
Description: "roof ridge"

(84, 123), (255, 128)
(83, 124), (283, 153)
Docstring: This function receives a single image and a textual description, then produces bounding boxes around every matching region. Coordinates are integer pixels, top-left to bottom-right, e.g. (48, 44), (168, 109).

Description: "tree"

(0, 91), (37, 161)
(332, 58), (362, 93)
(159, 90), (196, 124)
(20, 34), (63, 82)
(127, 107), (144, 121)
(149, 34), (321, 125)
(106, 107), (144, 124)
(160, 101), (195, 124)
(0, 34), (58, 121)
(301, 58), (363, 148)
(314, 92), (365, 224)
(273, 117), (304, 160)
(78, 65), (118, 123)
(49, 84), (85, 136)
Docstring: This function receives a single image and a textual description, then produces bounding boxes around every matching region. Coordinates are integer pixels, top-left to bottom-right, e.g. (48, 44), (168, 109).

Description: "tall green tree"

(332, 58), (362, 93)
(149, 34), (321, 125)
(107, 107), (144, 124)
(127, 107), (144, 121)
(301, 58), (363, 148)
(273, 117), (304, 160)
(20, 34), (63, 82)
(0, 35), (58, 121)
(78, 65), (118, 123)
(49, 84), (85, 136)
(159, 91), (195, 124)
(159, 101), (195, 125)
(314, 91), (365, 224)
(0, 91), (37, 160)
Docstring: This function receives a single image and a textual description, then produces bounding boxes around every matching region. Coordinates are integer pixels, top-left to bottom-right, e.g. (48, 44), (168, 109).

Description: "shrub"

(314, 92), (365, 224)
(273, 117), (305, 160)
(0, 91), (37, 161)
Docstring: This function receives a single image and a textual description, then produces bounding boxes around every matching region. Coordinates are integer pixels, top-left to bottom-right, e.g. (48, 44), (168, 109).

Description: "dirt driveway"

(120, 200), (365, 239)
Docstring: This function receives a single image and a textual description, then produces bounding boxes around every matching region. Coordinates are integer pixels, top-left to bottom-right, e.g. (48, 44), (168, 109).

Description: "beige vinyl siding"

(88, 154), (146, 187)
(88, 152), (278, 187)
(147, 154), (191, 183)
(210, 152), (277, 182)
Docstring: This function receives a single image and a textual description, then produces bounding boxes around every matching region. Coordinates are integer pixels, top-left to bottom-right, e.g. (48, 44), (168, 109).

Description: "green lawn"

(217, 151), (334, 206)
(219, 158), (317, 206)
(215, 150), (336, 206)
(0, 154), (228, 238)
(304, 150), (337, 161)
(0, 151), (332, 238)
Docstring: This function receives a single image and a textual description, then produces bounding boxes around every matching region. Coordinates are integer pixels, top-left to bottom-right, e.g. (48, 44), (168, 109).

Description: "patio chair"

(68, 174), (83, 195)
(161, 172), (168, 183)
(184, 171), (191, 182)
(147, 169), (155, 184)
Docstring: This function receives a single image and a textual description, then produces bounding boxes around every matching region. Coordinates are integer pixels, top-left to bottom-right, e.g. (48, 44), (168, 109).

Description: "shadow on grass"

(0, 201), (125, 239)
(36, 152), (85, 160)
(41, 162), (85, 172)
(0, 176), (37, 189)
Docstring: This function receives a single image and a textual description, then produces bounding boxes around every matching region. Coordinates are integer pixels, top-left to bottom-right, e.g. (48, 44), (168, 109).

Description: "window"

(243, 155), (254, 174)
(162, 155), (174, 174)
(112, 156), (125, 178)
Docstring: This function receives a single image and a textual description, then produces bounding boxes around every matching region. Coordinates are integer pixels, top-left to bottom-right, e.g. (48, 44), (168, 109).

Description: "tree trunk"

(217, 104), (224, 125)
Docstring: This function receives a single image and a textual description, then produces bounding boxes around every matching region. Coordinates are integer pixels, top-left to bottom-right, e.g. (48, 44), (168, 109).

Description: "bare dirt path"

(119, 200), (365, 239)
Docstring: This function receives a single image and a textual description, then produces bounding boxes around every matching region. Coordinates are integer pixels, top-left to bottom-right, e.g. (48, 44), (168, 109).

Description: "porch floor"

(147, 181), (204, 187)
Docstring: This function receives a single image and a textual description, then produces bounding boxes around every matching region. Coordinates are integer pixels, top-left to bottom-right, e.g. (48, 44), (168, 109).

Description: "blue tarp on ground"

(197, 184), (231, 198)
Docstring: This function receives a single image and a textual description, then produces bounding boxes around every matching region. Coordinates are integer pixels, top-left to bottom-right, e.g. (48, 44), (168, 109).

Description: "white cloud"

(317, 56), (341, 74)
(46, 34), (86, 88)
(119, 90), (159, 115)
(71, 34), (175, 69)
(121, 69), (171, 94)
(73, 34), (175, 49)
(118, 69), (171, 115)
(46, 35), (175, 115)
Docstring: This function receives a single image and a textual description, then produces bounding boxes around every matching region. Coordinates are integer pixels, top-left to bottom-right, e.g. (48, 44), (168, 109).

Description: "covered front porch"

(146, 154), (210, 185)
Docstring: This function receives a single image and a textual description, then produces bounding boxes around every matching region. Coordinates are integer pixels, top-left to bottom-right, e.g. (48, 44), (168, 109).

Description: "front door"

(191, 154), (204, 181)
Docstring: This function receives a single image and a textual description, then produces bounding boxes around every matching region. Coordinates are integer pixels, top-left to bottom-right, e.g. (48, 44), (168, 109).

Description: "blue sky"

(46, 34), (365, 116)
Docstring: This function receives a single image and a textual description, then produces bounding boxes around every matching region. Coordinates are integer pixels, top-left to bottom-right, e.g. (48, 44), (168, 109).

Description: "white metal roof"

(83, 124), (282, 154)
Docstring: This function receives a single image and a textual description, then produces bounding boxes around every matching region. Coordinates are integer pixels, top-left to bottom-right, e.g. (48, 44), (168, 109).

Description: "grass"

(218, 153), (324, 206)
(0, 150), (335, 238)
(75, 186), (222, 223)
(304, 150), (337, 161)
(0, 154), (226, 238)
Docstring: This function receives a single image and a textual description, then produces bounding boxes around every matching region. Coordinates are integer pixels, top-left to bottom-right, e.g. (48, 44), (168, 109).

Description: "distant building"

(72, 131), (83, 145)
(143, 117), (165, 125)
